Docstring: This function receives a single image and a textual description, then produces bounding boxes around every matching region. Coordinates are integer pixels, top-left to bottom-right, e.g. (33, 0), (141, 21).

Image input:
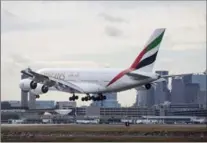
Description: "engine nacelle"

(19, 79), (37, 91)
(145, 83), (151, 90)
(30, 83), (49, 95)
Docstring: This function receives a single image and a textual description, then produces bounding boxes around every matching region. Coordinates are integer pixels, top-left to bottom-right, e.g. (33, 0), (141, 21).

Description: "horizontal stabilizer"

(152, 78), (166, 83)
(126, 70), (157, 80)
(161, 73), (193, 78)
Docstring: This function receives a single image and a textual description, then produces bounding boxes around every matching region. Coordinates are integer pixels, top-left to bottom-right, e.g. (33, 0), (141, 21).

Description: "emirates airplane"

(19, 28), (188, 101)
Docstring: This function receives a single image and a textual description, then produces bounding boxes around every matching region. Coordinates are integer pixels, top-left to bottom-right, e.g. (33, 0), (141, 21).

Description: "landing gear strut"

(69, 93), (78, 101)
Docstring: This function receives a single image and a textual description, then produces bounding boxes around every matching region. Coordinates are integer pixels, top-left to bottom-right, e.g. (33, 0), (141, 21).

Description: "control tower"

(21, 74), (36, 109)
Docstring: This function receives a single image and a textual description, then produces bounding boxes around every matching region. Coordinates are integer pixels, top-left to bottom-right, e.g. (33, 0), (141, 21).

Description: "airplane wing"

(21, 68), (85, 93)
(151, 73), (193, 84)
(126, 70), (193, 83)
(152, 78), (166, 83)
(160, 73), (193, 78)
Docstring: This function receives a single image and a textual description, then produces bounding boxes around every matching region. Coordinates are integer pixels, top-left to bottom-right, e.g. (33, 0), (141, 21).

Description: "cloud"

(171, 42), (205, 51)
(32, 61), (102, 69)
(104, 26), (123, 37)
(98, 13), (128, 23)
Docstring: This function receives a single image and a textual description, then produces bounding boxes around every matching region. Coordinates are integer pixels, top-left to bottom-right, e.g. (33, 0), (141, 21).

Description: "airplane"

(19, 28), (190, 102)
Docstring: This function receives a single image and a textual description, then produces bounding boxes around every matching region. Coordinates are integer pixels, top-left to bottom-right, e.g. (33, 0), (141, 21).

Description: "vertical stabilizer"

(130, 28), (166, 72)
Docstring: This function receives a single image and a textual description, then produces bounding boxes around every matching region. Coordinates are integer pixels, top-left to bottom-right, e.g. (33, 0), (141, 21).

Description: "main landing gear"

(69, 93), (107, 102)
(81, 93), (106, 102)
(69, 93), (78, 101)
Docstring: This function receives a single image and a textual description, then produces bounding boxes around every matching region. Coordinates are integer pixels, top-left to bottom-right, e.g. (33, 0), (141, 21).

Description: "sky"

(1, 1), (206, 107)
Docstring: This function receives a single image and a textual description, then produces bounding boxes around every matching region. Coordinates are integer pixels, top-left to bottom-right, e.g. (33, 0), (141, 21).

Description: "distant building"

(35, 100), (55, 109)
(167, 103), (201, 111)
(135, 87), (155, 107)
(185, 83), (200, 104)
(154, 82), (167, 104)
(7, 101), (21, 107)
(198, 91), (207, 109)
(90, 92), (120, 108)
(181, 74), (207, 106)
(182, 74), (193, 85)
(154, 71), (171, 104)
(191, 74), (207, 91)
(171, 77), (185, 104)
(56, 101), (77, 109)
(191, 74), (207, 108)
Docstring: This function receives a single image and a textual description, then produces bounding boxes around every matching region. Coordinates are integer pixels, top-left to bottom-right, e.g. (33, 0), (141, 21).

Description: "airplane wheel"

(103, 95), (106, 100)
(97, 97), (101, 101)
(91, 96), (95, 101)
(88, 96), (91, 100)
(75, 96), (78, 99)
(85, 97), (88, 101)
(69, 97), (72, 101)
(35, 95), (40, 98)
(99, 95), (105, 100)
(81, 97), (85, 101)
(145, 84), (151, 90)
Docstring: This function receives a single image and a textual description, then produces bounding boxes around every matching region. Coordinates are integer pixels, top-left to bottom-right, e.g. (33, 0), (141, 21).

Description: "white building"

(56, 101), (77, 109)
(36, 100), (55, 109)
(8, 100), (21, 107)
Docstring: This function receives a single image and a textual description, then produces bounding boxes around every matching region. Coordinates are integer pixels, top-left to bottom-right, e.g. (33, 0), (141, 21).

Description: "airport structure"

(1, 105), (207, 124)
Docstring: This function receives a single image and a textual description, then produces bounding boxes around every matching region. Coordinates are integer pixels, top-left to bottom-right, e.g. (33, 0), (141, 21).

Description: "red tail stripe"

(107, 47), (147, 87)
(130, 48), (147, 69)
(107, 68), (134, 87)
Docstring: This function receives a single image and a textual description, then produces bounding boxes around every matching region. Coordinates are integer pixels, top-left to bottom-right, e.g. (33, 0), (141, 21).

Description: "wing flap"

(49, 77), (85, 93)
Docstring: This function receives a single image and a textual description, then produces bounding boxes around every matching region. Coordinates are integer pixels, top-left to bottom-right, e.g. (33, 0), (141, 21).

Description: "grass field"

(2, 124), (207, 142)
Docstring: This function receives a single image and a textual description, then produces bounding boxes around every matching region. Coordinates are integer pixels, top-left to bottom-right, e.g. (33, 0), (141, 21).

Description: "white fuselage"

(37, 68), (157, 94)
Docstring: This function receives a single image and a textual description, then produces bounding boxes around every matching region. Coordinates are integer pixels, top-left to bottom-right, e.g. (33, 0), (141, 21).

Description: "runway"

(1, 123), (206, 128)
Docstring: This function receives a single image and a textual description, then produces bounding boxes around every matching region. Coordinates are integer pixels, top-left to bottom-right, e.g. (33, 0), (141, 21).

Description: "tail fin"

(130, 28), (166, 72)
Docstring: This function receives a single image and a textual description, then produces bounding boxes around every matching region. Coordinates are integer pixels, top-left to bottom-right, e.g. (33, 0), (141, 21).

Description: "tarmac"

(1, 123), (206, 128)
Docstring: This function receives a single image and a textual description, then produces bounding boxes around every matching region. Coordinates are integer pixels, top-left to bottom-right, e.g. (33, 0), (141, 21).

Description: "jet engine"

(144, 83), (151, 90)
(19, 78), (37, 91)
(30, 83), (49, 95)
